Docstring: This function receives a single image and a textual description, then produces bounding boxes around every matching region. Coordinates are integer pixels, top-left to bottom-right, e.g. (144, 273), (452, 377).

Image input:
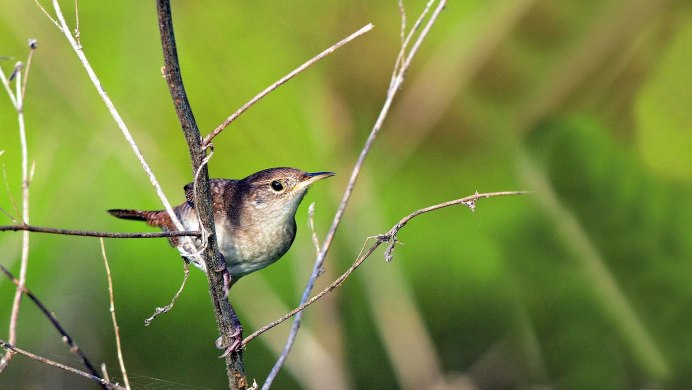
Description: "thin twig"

(245, 190), (526, 347)
(307, 203), (321, 256)
(245, 243), (380, 348)
(1, 164), (21, 222)
(2, 47), (31, 373)
(22, 40), (37, 98)
(0, 340), (125, 390)
(33, 0), (60, 29)
(74, 0), (81, 48)
(101, 363), (110, 383)
(264, 1), (447, 386)
(0, 224), (200, 238)
(0, 63), (18, 107)
(100, 239), (131, 390)
(0, 263), (104, 384)
(201, 23), (373, 149)
(144, 261), (190, 326)
(0, 205), (15, 222)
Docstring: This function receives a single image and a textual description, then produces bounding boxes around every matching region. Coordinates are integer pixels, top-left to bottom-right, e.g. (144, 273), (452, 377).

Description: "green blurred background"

(1, 0), (691, 388)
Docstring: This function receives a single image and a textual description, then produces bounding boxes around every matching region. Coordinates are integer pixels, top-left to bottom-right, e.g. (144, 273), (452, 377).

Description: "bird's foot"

(216, 326), (243, 357)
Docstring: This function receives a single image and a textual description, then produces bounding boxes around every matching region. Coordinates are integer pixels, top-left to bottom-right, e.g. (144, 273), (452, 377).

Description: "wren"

(108, 167), (334, 283)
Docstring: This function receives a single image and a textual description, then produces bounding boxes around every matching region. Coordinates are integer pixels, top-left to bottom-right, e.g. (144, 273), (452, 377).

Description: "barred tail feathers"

(107, 208), (175, 229)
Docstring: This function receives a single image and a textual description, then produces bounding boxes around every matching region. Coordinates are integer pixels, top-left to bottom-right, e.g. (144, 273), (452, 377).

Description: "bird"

(108, 167), (334, 287)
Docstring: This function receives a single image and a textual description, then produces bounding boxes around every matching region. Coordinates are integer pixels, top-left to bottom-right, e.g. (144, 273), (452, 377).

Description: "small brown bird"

(108, 167), (334, 284)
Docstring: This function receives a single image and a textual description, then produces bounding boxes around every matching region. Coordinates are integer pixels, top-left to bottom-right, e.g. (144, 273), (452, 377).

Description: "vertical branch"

(0, 41), (35, 371)
(100, 239), (131, 390)
(155, 2), (246, 389)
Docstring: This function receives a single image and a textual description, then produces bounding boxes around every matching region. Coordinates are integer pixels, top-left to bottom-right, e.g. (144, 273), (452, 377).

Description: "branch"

(0, 339), (124, 390)
(0, 263), (105, 387)
(155, 2), (246, 388)
(201, 23), (373, 148)
(264, 1), (448, 386)
(0, 224), (200, 238)
(244, 190), (527, 347)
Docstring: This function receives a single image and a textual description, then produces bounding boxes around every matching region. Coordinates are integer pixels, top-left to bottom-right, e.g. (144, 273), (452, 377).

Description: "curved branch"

(244, 190), (528, 346)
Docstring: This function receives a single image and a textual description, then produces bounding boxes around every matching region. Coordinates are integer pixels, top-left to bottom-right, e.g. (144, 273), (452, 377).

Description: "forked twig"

(0, 40), (35, 373)
(244, 191), (527, 347)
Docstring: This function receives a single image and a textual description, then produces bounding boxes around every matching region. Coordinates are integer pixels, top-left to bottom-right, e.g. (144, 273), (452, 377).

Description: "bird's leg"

(215, 300), (244, 356)
(213, 255), (233, 299)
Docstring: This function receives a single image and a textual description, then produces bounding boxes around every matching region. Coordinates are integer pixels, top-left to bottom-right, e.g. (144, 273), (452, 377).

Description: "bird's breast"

(217, 216), (297, 277)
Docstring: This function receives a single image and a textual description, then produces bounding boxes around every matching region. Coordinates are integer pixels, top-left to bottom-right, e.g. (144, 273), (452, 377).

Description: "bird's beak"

(297, 171), (335, 190)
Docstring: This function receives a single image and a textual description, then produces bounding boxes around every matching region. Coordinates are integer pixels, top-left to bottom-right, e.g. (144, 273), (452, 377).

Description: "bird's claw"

(216, 327), (243, 357)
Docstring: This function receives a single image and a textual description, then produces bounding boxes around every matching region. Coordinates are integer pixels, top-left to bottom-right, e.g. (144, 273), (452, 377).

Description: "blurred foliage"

(0, 0), (690, 389)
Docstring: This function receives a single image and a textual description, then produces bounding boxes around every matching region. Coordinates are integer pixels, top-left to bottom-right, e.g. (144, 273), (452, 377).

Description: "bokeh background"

(1, 0), (690, 388)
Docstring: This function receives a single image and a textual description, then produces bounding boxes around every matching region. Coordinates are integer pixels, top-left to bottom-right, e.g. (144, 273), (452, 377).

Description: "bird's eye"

(270, 180), (284, 192)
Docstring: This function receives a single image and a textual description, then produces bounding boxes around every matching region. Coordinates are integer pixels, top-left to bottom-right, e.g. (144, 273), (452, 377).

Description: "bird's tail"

(108, 209), (154, 221)
(107, 209), (174, 230)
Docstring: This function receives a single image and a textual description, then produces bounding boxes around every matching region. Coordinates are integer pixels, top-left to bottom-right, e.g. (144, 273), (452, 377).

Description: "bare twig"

(201, 23), (373, 149)
(264, 1), (448, 386)
(21, 40), (37, 98)
(100, 239), (131, 390)
(0, 340), (125, 390)
(1, 164), (21, 222)
(0, 64), (18, 107)
(0, 224), (200, 238)
(0, 205), (15, 222)
(144, 261), (191, 326)
(73, 0), (81, 48)
(101, 363), (110, 383)
(0, 263), (104, 384)
(245, 190), (526, 347)
(307, 203), (321, 256)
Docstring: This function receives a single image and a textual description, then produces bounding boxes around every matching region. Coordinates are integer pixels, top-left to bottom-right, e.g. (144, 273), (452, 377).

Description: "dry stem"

(100, 239), (131, 389)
